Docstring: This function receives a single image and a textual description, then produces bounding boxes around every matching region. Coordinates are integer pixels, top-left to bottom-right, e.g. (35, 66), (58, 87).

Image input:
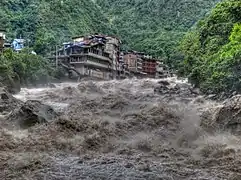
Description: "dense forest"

(96, 0), (220, 66)
(2, 0), (241, 95)
(1, 0), (219, 58)
(179, 0), (241, 94)
(0, 48), (56, 92)
(0, 0), (113, 89)
(0, 0), (113, 55)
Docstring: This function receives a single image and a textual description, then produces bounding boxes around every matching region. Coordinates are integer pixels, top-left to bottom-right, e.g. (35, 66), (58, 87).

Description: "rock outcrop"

(8, 100), (59, 128)
(0, 87), (22, 114)
(0, 75), (21, 94)
(154, 80), (200, 98)
(48, 83), (56, 88)
(201, 95), (241, 134)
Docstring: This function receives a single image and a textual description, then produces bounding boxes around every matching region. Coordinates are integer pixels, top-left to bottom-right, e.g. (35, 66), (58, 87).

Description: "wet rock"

(9, 79), (21, 94)
(8, 100), (58, 128)
(207, 95), (241, 134)
(77, 81), (104, 94)
(62, 86), (79, 96)
(190, 88), (201, 95)
(207, 94), (216, 99)
(218, 92), (226, 101)
(0, 87), (22, 113)
(232, 91), (237, 96)
(48, 83), (56, 88)
(0, 82), (4, 88)
(124, 162), (134, 168)
(158, 80), (170, 86)
(136, 163), (152, 172)
(192, 96), (205, 104)
(154, 80), (198, 99)
(0, 75), (21, 94)
(83, 133), (104, 150)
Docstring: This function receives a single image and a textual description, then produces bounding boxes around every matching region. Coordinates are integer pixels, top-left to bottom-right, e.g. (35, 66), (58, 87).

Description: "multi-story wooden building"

(52, 34), (122, 80)
(123, 51), (146, 77)
(0, 29), (6, 52)
(123, 53), (137, 72)
(105, 36), (121, 78)
(118, 52), (130, 79)
(142, 55), (158, 78)
(156, 61), (170, 78)
(50, 34), (173, 80)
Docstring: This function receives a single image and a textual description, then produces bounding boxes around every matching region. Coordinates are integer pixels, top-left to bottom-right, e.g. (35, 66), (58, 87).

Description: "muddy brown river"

(1, 78), (241, 180)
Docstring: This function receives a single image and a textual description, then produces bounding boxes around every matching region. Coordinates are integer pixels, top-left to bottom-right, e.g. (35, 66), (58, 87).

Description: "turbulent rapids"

(1, 78), (241, 179)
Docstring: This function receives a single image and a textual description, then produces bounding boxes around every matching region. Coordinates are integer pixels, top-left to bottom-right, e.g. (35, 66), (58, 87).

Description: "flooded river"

(1, 78), (241, 179)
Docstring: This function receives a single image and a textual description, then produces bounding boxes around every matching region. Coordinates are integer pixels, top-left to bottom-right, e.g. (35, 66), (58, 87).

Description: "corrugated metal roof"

(13, 39), (25, 43)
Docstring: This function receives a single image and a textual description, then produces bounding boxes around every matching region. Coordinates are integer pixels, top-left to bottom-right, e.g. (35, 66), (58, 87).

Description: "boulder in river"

(0, 87), (22, 113)
(0, 75), (21, 94)
(154, 80), (198, 98)
(48, 83), (56, 88)
(157, 80), (170, 86)
(202, 95), (241, 134)
(8, 100), (59, 128)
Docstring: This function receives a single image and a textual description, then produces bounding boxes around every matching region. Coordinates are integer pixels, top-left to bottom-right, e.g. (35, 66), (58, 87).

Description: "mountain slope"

(96, 0), (220, 64)
(1, 0), (220, 59)
(179, 0), (241, 94)
(0, 0), (113, 54)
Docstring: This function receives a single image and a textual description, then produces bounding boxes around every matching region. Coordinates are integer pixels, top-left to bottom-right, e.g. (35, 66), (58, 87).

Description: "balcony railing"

(69, 57), (110, 70)
(86, 60), (109, 69)
(70, 58), (86, 63)
(58, 48), (111, 62)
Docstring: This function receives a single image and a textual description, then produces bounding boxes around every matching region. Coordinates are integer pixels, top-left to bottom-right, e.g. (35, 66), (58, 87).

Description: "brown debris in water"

(1, 79), (241, 179)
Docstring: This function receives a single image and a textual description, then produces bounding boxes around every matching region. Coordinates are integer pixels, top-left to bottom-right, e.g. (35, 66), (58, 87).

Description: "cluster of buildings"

(0, 29), (174, 80)
(51, 34), (174, 80)
(0, 29), (27, 53)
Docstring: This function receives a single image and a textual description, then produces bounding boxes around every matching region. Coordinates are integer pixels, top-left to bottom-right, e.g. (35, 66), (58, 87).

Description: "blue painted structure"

(12, 39), (25, 51)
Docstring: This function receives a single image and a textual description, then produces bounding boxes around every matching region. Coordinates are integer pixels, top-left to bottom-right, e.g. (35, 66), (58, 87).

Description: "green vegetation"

(180, 0), (241, 94)
(0, 0), (113, 55)
(0, 0), (114, 90)
(1, 0), (219, 59)
(96, 0), (219, 66)
(0, 49), (56, 92)
(3, 0), (240, 95)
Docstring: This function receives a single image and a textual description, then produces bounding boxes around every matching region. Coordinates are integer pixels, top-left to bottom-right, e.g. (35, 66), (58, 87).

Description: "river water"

(1, 78), (241, 179)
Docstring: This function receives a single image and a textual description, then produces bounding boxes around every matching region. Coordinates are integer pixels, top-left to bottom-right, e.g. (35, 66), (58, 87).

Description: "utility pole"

(27, 39), (30, 54)
(55, 45), (58, 69)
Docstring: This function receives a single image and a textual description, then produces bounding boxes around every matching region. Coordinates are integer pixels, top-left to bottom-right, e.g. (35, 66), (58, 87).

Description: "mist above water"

(2, 77), (241, 179)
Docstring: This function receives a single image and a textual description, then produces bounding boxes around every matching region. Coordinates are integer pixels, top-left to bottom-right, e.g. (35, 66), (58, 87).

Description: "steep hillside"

(96, 0), (220, 65)
(1, 0), (221, 61)
(179, 0), (241, 94)
(0, 0), (113, 54)
(0, 48), (56, 92)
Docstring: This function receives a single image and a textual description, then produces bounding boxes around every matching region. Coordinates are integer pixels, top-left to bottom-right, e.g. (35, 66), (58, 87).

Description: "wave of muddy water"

(1, 78), (241, 180)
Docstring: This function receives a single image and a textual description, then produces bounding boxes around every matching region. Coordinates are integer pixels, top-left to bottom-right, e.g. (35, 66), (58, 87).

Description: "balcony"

(57, 54), (70, 59)
(59, 47), (111, 63)
(70, 52), (111, 64)
(70, 57), (110, 70)
(142, 66), (156, 69)
(86, 60), (109, 69)
(87, 52), (111, 63)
